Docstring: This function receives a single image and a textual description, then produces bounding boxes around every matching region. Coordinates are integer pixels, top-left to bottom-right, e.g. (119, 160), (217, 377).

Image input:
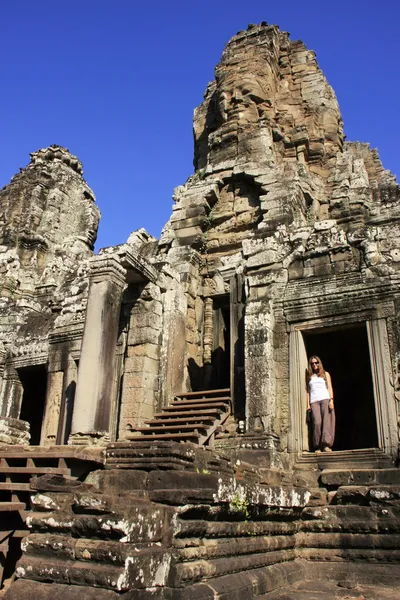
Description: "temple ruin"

(0, 21), (399, 599)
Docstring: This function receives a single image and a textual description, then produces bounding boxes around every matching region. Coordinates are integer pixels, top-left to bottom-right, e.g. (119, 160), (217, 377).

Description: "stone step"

(16, 541), (170, 591)
(260, 578), (400, 600)
(296, 448), (394, 470)
(144, 416), (216, 426)
(301, 504), (400, 531)
(174, 519), (297, 539)
(22, 533), (166, 565)
(126, 432), (200, 441)
(153, 408), (224, 419)
(297, 531), (400, 550)
(335, 484), (400, 505)
(15, 555), (128, 592)
(135, 424), (209, 433)
(176, 534), (295, 562)
(175, 388), (230, 399)
(0, 446), (104, 464)
(302, 547), (400, 563)
(168, 548), (296, 587)
(162, 402), (229, 412)
(0, 467), (70, 476)
(0, 502), (26, 512)
(320, 468), (400, 487)
(171, 396), (231, 405)
(0, 483), (31, 492)
(26, 508), (166, 541)
(105, 440), (232, 473)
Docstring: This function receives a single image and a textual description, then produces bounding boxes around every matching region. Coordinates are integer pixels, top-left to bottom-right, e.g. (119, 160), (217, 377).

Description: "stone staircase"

(128, 388), (231, 445)
(0, 446), (104, 592)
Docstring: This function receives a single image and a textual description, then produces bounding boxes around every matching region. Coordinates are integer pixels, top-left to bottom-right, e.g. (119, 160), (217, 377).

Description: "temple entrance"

(18, 365), (47, 445)
(211, 279), (245, 420)
(302, 324), (378, 451)
(211, 296), (231, 390)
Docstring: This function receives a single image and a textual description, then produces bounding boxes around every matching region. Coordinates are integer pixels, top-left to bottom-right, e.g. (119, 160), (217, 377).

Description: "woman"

(306, 355), (335, 452)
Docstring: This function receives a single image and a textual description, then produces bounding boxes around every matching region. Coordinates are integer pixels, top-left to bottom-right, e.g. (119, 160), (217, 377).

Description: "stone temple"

(0, 22), (399, 599)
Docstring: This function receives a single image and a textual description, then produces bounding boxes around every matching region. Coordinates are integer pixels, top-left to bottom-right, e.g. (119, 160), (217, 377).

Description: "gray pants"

(310, 399), (335, 450)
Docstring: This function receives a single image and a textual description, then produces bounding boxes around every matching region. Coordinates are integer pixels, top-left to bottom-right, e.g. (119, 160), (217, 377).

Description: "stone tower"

(0, 145), (100, 445)
(159, 22), (400, 458)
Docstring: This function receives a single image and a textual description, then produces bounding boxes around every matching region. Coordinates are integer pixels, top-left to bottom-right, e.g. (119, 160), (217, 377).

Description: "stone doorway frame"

(289, 315), (398, 459)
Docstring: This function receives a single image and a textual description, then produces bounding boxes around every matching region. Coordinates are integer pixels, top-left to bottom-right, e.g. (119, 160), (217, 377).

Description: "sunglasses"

(311, 361), (319, 365)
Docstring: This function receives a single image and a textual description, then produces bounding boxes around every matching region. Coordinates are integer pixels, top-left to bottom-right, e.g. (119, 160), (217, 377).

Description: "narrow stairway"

(127, 388), (231, 445)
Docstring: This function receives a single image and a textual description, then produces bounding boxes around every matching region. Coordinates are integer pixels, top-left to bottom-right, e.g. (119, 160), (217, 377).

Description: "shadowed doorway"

(303, 324), (378, 451)
(18, 365), (48, 445)
(211, 296), (231, 390)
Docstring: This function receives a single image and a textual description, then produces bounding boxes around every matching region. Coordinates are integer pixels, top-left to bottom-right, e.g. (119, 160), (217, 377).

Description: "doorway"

(303, 324), (378, 451)
(211, 296), (231, 390)
(18, 365), (47, 445)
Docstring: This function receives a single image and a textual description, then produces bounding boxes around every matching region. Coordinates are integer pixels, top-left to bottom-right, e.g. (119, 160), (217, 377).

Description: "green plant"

(229, 492), (250, 520)
(196, 169), (207, 181)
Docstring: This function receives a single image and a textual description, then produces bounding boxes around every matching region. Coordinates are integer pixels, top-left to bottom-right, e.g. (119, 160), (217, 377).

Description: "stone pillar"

(0, 366), (24, 419)
(118, 282), (163, 437)
(41, 370), (64, 445)
(70, 255), (126, 445)
(158, 286), (187, 409)
(203, 297), (213, 388)
(245, 297), (277, 434)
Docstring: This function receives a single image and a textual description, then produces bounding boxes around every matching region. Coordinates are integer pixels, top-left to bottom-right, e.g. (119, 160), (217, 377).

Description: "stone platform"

(263, 579), (400, 599)
(0, 441), (399, 599)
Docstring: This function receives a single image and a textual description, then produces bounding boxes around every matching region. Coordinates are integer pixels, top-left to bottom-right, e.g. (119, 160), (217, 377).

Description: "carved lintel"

(88, 254), (127, 289)
(118, 246), (158, 283)
(49, 324), (85, 345)
(10, 354), (48, 370)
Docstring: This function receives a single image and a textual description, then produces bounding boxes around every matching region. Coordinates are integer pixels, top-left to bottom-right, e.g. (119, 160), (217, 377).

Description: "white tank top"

(309, 375), (330, 403)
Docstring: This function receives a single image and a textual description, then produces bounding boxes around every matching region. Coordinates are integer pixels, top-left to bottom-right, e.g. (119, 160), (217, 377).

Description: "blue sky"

(1, 1), (399, 250)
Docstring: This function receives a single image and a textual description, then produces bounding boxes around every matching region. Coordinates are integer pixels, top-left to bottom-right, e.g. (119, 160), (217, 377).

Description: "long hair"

(306, 355), (327, 389)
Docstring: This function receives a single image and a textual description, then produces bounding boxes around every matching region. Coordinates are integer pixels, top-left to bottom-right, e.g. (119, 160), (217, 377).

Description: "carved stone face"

(216, 65), (274, 125)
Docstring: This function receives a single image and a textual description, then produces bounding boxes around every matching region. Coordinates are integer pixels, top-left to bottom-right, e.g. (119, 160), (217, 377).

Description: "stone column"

(41, 370), (64, 445)
(70, 254), (126, 445)
(203, 297), (213, 389)
(0, 366), (24, 419)
(245, 297), (276, 434)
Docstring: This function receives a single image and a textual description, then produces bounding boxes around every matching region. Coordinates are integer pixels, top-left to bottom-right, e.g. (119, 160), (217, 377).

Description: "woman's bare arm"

(326, 372), (334, 408)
